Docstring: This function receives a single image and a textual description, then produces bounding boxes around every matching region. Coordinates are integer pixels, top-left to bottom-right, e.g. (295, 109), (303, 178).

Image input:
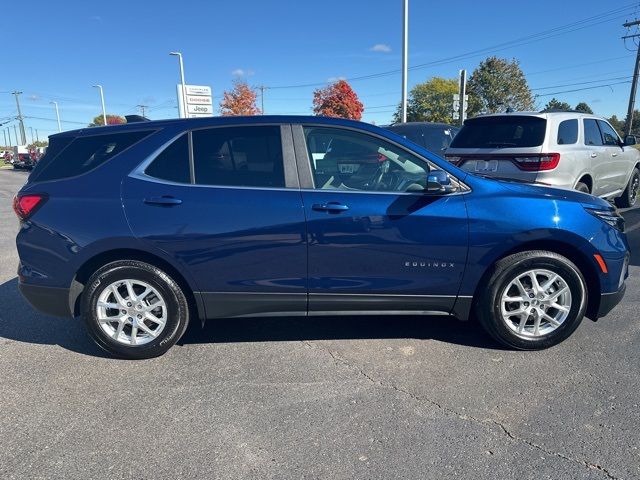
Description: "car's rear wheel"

(575, 182), (590, 194)
(614, 167), (639, 208)
(81, 260), (189, 359)
(475, 251), (587, 350)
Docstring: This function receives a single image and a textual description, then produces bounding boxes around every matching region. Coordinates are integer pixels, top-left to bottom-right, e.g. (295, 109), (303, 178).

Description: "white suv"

(445, 111), (640, 208)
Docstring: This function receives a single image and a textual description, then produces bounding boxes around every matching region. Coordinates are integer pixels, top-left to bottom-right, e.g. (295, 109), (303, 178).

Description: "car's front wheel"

(614, 167), (639, 208)
(81, 260), (190, 359)
(475, 251), (587, 350)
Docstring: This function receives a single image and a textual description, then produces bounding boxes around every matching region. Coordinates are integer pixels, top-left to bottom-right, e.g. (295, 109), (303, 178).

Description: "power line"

(534, 80), (632, 97)
(531, 75), (633, 91)
(267, 3), (637, 89)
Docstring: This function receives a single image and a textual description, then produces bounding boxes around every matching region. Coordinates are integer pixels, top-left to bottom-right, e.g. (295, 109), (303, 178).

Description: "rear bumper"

(596, 283), (626, 319)
(19, 282), (72, 318)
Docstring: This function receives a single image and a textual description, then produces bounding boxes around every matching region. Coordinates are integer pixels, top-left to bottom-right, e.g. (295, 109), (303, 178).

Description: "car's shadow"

(0, 277), (503, 357)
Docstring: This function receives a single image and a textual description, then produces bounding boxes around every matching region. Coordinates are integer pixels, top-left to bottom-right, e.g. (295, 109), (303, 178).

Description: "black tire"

(575, 182), (590, 194)
(475, 250), (587, 350)
(81, 260), (190, 359)
(614, 167), (639, 208)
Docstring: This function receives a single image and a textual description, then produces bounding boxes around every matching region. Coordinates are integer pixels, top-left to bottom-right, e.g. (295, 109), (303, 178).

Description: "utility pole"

(623, 19), (640, 136)
(13, 125), (19, 146)
(36, 129), (39, 142)
(259, 85), (266, 114)
(400, 0), (409, 123)
(50, 101), (61, 132)
(12, 91), (27, 145)
(29, 127), (34, 144)
(7, 127), (12, 146)
(2, 129), (6, 147)
(137, 104), (148, 117)
(458, 69), (467, 127)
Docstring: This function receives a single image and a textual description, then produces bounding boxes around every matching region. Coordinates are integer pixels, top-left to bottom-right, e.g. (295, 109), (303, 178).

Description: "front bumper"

(596, 283), (626, 319)
(19, 282), (72, 318)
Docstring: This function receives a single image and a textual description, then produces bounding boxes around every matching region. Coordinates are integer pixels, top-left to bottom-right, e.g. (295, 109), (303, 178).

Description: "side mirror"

(426, 170), (456, 194)
(624, 135), (637, 146)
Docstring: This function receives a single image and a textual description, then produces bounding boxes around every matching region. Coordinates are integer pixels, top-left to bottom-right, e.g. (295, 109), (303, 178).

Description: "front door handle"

(590, 152), (598, 158)
(612, 152), (618, 157)
(312, 202), (349, 213)
(144, 196), (183, 206)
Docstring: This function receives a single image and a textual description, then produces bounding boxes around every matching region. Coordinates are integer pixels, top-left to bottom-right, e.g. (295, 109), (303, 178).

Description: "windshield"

(450, 116), (546, 148)
(387, 124), (459, 153)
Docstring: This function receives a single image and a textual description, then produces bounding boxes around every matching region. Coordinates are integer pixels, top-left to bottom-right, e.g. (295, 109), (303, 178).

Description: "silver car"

(445, 111), (640, 207)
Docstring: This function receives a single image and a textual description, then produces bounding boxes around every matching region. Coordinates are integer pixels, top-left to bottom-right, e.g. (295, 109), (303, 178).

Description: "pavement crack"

(303, 340), (620, 480)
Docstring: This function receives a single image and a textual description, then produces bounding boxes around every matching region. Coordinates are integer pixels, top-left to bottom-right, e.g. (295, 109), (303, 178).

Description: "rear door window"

(584, 119), (604, 146)
(597, 120), (621, 146)
(557, 119), (578, 145)
(450, 116), (546, 148)
(192, 126), (285, 188)
(33, 130), (152, 182)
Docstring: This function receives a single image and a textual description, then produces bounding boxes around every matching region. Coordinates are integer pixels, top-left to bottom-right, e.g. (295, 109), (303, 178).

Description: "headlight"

(584, 208), (625, 232)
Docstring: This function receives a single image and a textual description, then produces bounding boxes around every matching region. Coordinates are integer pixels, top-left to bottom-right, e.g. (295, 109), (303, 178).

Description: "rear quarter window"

(450, 116), (546, 148)
(32, 130), (152, 182)
(557, 119), (578, 145)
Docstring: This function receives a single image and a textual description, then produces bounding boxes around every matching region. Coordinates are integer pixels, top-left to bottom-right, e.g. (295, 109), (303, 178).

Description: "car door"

(292, 124), (469, 315)
(122, 125), (308, 319)
(583, 118), (610, 196)
(597, 120), (631, 193)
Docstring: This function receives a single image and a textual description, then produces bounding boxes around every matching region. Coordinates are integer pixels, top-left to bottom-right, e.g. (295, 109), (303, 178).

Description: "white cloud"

(370, 44), (391, 53)
(231, 68), (255, 78)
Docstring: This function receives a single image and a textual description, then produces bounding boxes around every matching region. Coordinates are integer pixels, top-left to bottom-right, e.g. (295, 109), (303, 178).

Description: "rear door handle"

(144, 196), (183, 206)
(312, 202), (349, 213)
(611, 152), (618, 157)
(590, 152), (598, 158)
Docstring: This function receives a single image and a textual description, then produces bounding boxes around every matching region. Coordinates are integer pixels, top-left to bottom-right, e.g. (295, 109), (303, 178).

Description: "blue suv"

(14, 116), (629, 358)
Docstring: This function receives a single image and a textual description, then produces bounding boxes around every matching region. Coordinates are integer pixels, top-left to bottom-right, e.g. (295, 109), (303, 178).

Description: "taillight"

(13, 194), (46, 220)
(512, 153), (560, 171)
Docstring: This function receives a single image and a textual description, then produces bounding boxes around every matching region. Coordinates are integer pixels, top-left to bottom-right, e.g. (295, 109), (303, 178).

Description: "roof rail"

(539, 108), (582, 113)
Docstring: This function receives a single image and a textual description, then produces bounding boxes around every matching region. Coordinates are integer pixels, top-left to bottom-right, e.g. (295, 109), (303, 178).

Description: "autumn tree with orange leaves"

(219, 81), (261, 116)
(312, 80), (364, 120)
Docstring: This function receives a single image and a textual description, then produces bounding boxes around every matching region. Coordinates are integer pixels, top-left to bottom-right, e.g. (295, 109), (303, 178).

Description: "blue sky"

(1, 0), (640, 143)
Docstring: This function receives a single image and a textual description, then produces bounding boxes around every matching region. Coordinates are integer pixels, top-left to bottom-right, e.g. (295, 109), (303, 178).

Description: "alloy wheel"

(96, 279), (167, 346)
(500, 269), (572, 338)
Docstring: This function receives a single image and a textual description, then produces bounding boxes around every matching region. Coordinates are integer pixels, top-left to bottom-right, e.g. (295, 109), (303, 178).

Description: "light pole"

(400, 0), (409, 123)
(7, 127), (12, 146)
(93, 84), (107, 126)
(50, 101), (62, 132)
(170, 52), (187, 119)
(29, 127), (34, 144)
(2, 129), (6, 147)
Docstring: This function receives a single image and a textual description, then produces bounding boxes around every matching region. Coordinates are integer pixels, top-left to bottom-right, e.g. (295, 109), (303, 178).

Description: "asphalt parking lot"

(0, 168), (638, 480)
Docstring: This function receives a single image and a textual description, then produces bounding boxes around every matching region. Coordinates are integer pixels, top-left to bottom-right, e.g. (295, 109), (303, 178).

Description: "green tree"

(543, 98), (572, 111)
(393, 77), (458, 123)
(467, 56), (534, 116)
(89, 114), (126, 126)
(608, 115), (624, 135)
(575, 102), (593, 114)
